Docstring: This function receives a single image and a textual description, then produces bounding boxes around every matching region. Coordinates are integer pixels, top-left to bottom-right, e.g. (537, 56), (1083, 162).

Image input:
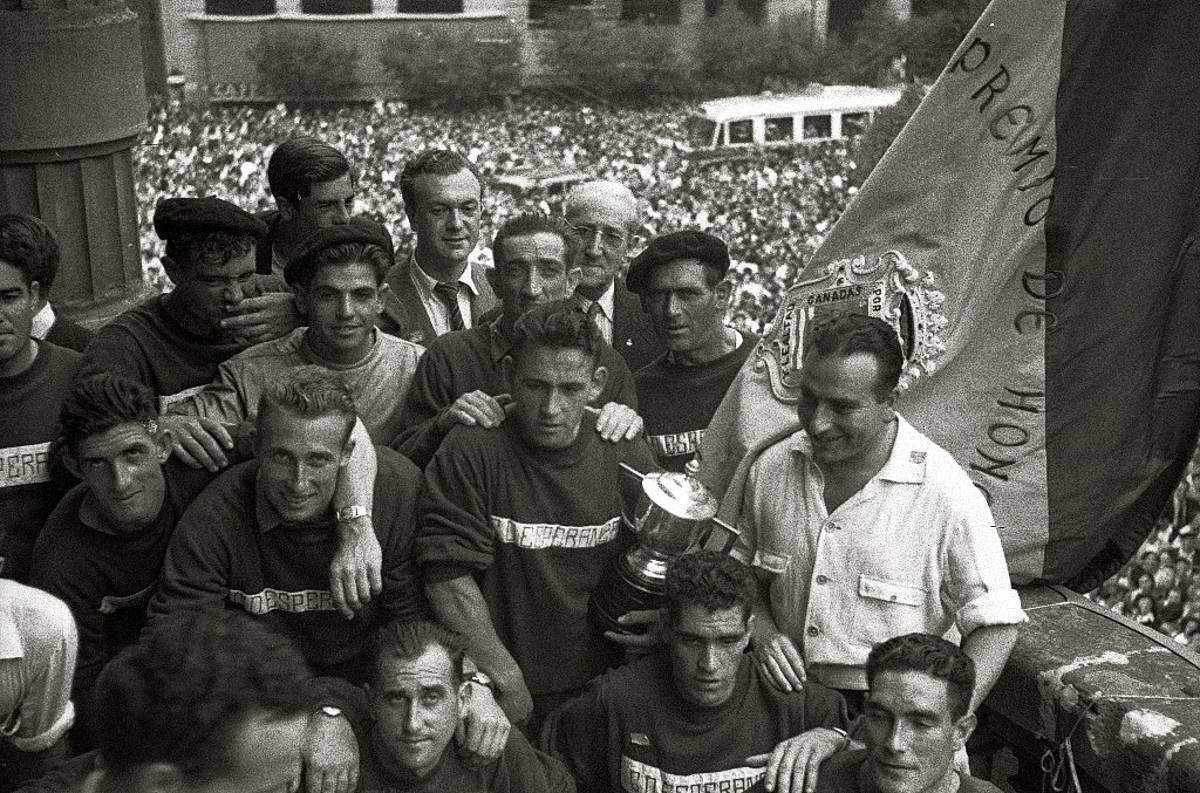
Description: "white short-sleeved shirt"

(0, 580), (78, 752)
(735, 415), (1026, 691)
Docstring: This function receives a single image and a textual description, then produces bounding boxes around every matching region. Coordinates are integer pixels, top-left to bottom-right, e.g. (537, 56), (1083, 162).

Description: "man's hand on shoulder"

(603, 609), (663, 658)
(438, 391), (511, 432)
(456, 680), (511, 765)
(746, 727), (849, 793)
(220, 292), (300, 345)
(752, 628), (807, 693)
(159, 414), (233, 472)
(331, 514), (383, 619)
(591, 402), (643, 442)
(304, 709), (359, 793)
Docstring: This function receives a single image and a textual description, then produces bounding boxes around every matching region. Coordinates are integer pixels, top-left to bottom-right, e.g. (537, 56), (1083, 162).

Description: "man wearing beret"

(166, 218), (422, 446)
(627, 230), (758, 472)
(80, 197), (299, 408)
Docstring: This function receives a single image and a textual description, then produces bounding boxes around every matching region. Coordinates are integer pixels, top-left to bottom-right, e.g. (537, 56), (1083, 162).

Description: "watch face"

(321, 705), (343, 718)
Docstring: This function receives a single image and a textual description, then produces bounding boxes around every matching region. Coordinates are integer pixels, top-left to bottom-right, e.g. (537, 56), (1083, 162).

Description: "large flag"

(701, 0), (1200, 588)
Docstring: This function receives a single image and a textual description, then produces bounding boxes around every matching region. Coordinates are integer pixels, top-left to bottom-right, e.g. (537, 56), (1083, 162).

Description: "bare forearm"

(426, 575), (523, 689)
(962, 623), (1019, 710)
(335, 419), (375, 512)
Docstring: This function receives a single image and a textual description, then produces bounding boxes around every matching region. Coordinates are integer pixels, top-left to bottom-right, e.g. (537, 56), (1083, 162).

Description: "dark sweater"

(634, 333), (758, 472)
(418, 421), (656, 697)
(816, 749), (1004, 793)
(0, 342), (81, 581)
(79, 279), (284, 404)
(29, 460), (216, 747)
(148, 447), (427, 679)
(44, 314), (94, 354)
(331, 683), (576, 793)
(392, 318), (638, 469)
(540, 653), (850, 793)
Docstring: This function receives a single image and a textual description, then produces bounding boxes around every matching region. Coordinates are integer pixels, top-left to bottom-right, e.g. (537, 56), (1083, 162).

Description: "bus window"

(764, 116), (794, 143)
(687, 116), (718, 148)
(728, 119), (754, 145)
(802, 114), (832, 139)
(842, 111), (869, 137)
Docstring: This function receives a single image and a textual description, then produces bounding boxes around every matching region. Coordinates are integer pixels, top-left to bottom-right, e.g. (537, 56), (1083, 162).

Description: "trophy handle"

(687, 517), (742, 556)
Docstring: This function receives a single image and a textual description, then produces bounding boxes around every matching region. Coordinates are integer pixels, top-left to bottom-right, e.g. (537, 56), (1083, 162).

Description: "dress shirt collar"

(790, 414), (926, 485)
(576, 280), (615, 322)
(410, 252), (480, 297)
(30, 302), (55, 340)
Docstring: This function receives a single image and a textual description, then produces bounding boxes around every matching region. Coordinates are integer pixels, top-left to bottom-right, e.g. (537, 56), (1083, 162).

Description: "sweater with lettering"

(417, 421), (656, 697)
(540, 653), (849, 793)
(392, 318), (638, 469)
(634, 334), (758, 472)
(29, 460), (216, 747)
(0, 342), (81, 581)
(148, 447), (427, 680)
(79, 279), (284, 405)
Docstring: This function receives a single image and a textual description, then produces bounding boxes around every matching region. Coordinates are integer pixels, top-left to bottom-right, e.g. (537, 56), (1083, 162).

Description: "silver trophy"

(590, 463), (741, 636)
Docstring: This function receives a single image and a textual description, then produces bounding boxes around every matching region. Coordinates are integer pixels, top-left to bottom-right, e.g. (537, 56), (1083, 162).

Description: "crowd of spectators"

(1086, 455), (1200, 650)
(133, 95), (860, 334)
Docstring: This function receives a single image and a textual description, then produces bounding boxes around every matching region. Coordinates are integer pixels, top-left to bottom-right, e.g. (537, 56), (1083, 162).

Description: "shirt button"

(816, 574), (829, 584)
(807, 626), (820, 637)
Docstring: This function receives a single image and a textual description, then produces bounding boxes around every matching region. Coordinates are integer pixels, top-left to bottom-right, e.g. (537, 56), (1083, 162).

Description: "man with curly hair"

(541, 551), (851, 793)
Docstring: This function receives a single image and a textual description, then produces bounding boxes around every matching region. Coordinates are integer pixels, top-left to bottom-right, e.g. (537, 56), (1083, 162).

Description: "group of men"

(1, 133), (1025, 793)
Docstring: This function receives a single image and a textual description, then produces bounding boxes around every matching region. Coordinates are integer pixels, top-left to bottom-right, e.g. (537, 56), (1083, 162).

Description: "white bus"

(687, 85), (904, 149)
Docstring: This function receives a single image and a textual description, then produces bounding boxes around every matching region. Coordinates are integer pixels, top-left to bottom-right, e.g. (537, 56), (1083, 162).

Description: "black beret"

(284, 218), (395, 286)
(626, 230), (731, 294)
(153, 197), (267, 240)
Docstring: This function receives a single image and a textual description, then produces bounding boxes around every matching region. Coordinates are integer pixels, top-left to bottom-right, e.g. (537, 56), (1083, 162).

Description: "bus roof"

(695, 85), (903, 122)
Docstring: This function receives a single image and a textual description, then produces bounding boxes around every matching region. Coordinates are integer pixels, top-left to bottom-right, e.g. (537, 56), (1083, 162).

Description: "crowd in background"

(134, 95), (860, 335)
(1084, 452), (1200, 651)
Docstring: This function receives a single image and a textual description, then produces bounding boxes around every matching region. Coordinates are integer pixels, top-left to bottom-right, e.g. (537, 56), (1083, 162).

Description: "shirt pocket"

(851, 575), (930, 645)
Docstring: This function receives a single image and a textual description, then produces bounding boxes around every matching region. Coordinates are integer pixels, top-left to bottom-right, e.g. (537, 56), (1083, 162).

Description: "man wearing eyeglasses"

(563, 181), (664, 374)
(379, 150), (499, 346)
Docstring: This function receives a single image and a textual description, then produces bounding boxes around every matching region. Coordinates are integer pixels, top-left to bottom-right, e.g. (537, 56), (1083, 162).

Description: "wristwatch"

(335, 505), (371, 522)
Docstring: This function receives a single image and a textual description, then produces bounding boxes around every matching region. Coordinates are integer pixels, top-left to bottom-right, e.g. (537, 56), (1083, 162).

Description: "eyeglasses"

(569, 222), (626, 246)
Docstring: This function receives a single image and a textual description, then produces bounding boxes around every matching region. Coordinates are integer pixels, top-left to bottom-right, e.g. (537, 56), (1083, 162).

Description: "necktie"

(433, 281), (464, 332)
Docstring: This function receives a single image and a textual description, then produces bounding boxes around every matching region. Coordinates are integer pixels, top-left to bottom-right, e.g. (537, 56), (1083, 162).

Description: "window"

(727, 119), (754, 145)
(802, 114), (832, 139)
(529, 0), (592, 23)
(301, 0), (370, 12)
(397, 0), (464, 10)
(206, 0), (275, 13)
(764, 116), (794, 143)
(841, 112), (869, 137)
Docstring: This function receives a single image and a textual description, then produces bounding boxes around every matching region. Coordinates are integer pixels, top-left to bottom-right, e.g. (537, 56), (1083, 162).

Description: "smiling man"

(541, 552), (851, 793)
(335, 620), (573, 793)
(626, 230), (758, 471)
(731, 314), (1025, 716)
(417, 299), (657, 731)
(167, 218), (423, 445)
(393, 213), (640, 469)
(817, 633), (1002, 793)
(379, 150), (498, 344)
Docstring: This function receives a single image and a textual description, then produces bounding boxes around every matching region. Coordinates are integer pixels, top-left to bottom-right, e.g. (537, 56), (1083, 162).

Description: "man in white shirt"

(730, 313), (1026, 715)
(379, 150), (499, 345)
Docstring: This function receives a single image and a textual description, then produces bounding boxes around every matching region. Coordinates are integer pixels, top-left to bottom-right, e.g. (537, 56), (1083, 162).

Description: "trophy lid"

(642, 471), (719, 520)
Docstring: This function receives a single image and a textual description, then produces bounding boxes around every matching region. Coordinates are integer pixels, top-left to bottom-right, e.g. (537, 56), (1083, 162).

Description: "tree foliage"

(379, 27), (520, 108)
(545, 24), (687, 100)
(253, 30), (362, 99)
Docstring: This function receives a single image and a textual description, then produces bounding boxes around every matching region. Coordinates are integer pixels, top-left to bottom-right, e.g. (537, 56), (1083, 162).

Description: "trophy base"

(590, 555), (668, 637)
